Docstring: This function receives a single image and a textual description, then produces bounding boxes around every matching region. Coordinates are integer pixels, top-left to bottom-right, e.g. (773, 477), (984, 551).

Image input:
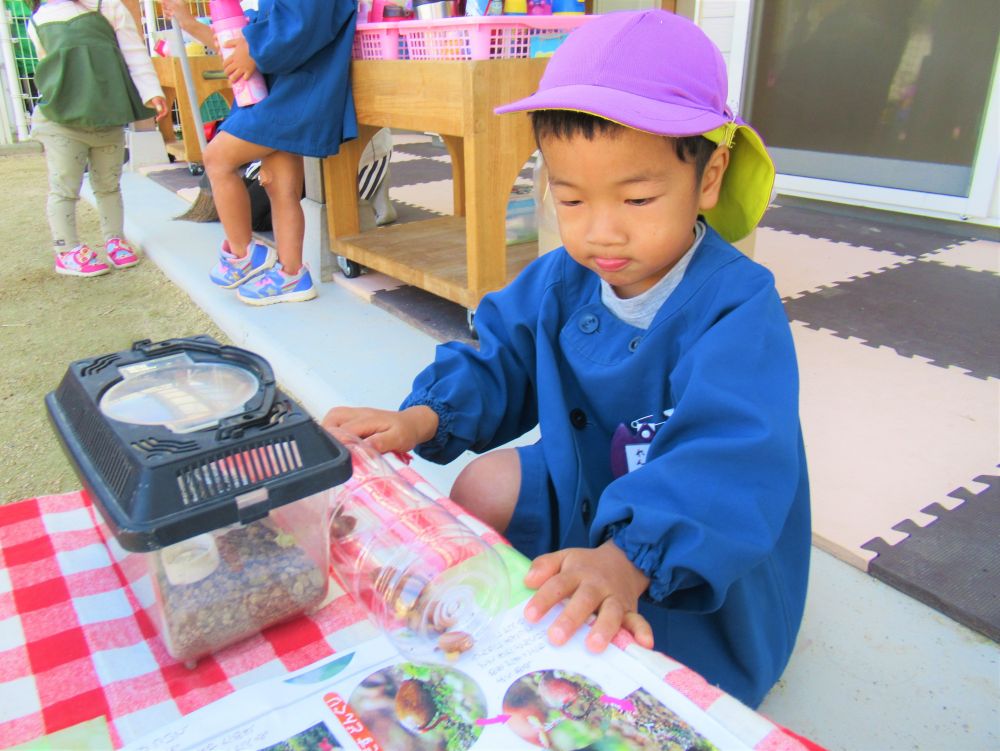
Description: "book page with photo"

(122, 604), (749, 751)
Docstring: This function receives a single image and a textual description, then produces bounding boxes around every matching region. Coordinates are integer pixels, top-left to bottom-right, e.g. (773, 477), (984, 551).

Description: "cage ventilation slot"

(75, 403), (134, 500)
(176, 438), (304, 505)
(81, 354), (121, 377)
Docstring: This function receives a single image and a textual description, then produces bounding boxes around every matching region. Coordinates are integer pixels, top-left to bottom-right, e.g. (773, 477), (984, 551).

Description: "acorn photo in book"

(502, 669), (719, 751)
(349, 662), (487, 751)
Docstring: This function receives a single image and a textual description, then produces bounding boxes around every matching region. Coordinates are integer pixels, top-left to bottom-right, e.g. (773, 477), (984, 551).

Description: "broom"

(178, 170), (218, 222)
(166, 17), (213, 221)
(177, 133), (397, 225)
(177, 161), (269, 226)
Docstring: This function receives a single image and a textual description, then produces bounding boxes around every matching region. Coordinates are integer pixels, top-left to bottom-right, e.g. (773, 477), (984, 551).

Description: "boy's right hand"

(523, 540), (654, 653)
(322, 406), (439, 454)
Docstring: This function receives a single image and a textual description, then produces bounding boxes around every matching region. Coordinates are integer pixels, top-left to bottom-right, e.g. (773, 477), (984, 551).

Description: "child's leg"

(86, 129), (127, 243)
(202, 131), (274, 257)
(260, 151), (305, 273)
(35, 126), (89, 251)
(449, 448), (522, 533)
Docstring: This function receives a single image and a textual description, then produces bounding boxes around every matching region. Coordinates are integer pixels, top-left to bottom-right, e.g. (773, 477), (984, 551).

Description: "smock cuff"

(399, 393), (454, 457)
(608, 522), (672, 603)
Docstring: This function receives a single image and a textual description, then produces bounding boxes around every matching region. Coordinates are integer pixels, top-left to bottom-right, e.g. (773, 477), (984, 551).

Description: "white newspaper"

(122, 605), (749, 751)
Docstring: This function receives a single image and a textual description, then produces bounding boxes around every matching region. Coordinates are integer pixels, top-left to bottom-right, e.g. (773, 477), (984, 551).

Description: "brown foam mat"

(755, 218), (998, 600)
(143, 163), (202, 195)
(790, 321), (998, 569)
(862, 472), (999, 642)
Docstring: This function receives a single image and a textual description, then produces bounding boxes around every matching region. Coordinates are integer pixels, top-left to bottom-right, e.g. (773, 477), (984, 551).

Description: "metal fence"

(1, 0), (37, 142)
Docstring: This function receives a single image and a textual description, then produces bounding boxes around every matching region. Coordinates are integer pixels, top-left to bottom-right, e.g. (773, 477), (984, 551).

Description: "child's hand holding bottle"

(147, 96), (169, 121)
(220, 34), (257, 84)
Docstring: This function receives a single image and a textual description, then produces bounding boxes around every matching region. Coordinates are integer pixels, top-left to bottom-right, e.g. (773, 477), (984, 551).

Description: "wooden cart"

(152, 54), (232, 165)
(321, 58), (548, 323)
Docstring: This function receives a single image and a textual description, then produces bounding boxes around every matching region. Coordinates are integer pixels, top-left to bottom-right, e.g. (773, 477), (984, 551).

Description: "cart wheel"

(466, 308), (478, 340)
(337, 255), (364, 278)
(188, 163), (205, 176)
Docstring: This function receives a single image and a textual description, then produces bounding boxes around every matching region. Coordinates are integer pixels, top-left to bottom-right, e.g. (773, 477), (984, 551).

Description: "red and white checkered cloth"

(1, 468), (817, 750)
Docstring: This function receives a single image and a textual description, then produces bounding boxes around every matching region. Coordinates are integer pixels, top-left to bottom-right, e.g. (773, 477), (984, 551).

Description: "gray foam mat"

(145, 165), (202, 194)
(388, 157), (454, 186)
(394, 141), (449, 159)
(783, 260), (1000, 379)
(389, 154), (534, 186)
(372, 285), (478, 347)
(760, 203), (975, 256)
(862, 473), (1000, 642)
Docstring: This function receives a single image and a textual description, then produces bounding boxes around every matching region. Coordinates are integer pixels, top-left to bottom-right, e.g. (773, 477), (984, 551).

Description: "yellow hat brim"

(702, 123), (775, 243)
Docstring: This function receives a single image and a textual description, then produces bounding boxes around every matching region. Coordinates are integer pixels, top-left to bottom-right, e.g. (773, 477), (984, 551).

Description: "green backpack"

(32, 0), (154, 128)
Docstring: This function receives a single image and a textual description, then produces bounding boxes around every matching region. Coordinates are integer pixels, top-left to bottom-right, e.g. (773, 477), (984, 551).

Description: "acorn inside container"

(45, 337), (352, 666)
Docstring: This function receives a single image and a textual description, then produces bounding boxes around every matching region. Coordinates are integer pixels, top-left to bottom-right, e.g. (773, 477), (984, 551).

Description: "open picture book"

(121, 600), (750, 751)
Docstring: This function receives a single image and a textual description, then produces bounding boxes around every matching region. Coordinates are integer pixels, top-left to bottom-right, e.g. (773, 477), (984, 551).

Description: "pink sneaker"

(54, 245), (110, 277)
(105, 237), (140, 269)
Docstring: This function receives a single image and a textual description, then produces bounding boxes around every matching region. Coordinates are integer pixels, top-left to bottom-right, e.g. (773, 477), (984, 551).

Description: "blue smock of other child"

(220, 0), (358, 157)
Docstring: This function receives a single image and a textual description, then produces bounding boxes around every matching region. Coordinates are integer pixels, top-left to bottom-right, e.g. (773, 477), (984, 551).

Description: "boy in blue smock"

(324, 10), (810, 708)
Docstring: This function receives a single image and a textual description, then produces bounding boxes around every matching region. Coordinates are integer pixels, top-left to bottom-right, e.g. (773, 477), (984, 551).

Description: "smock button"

(581, 498), (592, 523)
(569, 408), (587, 429)
(628, 336), (642, 353)
(578, 313), (599, 334)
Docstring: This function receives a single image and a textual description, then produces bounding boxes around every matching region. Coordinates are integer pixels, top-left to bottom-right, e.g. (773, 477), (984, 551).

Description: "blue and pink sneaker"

(236, 263), (317, 306)
(209, 241), (277, 288)
(54, 245), (110, 277)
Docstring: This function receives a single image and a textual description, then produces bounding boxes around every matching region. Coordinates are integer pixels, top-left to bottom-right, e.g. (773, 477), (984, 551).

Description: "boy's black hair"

(531, 109), (718, 181)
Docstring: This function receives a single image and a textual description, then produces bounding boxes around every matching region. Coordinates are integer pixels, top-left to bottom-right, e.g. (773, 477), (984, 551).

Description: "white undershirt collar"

(600, 220), (706, 330)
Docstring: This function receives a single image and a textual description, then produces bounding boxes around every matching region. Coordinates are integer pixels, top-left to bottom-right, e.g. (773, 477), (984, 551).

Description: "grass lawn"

(0, 149), (226, 504)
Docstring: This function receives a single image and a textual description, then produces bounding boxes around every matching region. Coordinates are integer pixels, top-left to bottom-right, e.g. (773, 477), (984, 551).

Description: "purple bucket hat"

(495, 10), (775, 242)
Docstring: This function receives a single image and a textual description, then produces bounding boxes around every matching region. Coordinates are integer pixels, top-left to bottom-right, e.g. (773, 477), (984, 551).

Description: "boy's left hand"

(523, 540), (654, 653)
(222, 37), (258, 84)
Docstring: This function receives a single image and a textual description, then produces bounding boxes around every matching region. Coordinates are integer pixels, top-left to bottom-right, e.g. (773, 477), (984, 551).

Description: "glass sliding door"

(743, 0), (1000, 198)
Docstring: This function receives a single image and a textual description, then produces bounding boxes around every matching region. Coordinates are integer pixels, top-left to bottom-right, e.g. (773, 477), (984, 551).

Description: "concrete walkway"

(109, 170), (1000, 751)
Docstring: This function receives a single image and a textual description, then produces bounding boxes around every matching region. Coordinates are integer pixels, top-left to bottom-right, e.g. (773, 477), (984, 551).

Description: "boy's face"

(541, 127), (726, 299)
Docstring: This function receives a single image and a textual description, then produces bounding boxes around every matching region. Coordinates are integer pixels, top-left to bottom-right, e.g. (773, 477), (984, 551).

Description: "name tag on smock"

(609, 410), (673, 478)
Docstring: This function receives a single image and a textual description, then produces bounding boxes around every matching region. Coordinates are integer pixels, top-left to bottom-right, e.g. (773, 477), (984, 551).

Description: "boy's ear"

(698, 145), (731, 212)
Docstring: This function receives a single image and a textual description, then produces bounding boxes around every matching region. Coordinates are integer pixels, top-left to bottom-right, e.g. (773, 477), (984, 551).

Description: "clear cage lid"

(99, 352), (260, 434)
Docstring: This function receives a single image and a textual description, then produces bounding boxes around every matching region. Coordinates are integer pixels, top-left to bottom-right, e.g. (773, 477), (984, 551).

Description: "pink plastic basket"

(353, 16), (591, 61)
(353, 22), (409, 60)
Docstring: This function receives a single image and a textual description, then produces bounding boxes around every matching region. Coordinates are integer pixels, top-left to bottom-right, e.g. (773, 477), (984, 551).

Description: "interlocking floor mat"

(862, 473), (999, 641)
